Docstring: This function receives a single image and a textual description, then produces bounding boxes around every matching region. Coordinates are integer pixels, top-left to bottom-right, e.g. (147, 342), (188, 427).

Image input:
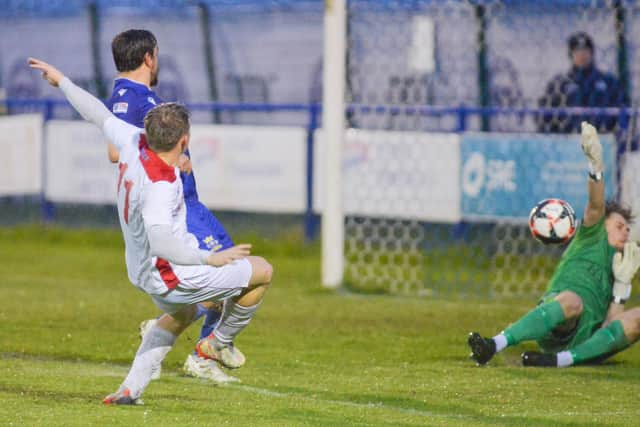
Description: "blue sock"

(193, 308), (222, 355)
(194, 304), (208, 321)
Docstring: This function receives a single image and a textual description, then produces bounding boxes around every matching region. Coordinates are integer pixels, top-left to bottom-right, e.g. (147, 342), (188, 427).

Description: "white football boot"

(183, 353), (240, 384)
(195, 335), (246, 369)
(138, 318), (162, 380)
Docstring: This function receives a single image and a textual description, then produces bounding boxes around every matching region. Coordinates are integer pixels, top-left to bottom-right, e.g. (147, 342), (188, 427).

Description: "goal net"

(330, 0), (638, 298)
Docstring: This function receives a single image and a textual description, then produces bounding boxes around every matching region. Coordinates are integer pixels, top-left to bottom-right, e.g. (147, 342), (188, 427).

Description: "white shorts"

(151, 258), (252, 314)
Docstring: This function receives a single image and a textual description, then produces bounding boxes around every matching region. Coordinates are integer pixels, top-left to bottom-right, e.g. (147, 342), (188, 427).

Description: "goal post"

(321, 0), (346, 289)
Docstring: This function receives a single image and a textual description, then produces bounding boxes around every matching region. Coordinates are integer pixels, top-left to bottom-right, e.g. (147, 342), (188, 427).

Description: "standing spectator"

(537, 32), (627, 133)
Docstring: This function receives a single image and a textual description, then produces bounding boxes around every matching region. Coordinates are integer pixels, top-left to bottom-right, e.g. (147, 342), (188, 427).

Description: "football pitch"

(2, 226), (640, 426)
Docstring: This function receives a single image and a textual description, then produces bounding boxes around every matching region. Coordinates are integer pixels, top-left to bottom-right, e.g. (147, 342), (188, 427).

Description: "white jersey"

(104, 117), (201, 295)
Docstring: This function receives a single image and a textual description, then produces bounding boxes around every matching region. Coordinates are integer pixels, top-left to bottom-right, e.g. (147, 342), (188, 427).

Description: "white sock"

(213, 302), (260, 344)
(556, 351), (574, 368)
(492, 334), (508, 352)
(121, 326), (176, 398)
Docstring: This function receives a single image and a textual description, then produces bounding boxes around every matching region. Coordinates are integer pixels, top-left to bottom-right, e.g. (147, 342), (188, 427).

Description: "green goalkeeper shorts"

(536, 292), (603, 353)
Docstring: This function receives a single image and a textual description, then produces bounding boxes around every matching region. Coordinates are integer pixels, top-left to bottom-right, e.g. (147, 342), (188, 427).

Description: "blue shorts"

(185, 200), (234, 252)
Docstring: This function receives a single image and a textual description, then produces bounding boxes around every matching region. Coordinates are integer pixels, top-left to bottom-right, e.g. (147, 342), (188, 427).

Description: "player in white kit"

(28, 57), (274, 405)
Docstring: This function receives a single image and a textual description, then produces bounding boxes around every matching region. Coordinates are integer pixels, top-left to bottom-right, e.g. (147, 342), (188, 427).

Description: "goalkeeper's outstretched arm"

(580, 121), (605, 227)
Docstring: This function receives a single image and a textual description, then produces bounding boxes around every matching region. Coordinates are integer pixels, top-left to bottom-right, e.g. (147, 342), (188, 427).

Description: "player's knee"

(557, 291), (583, 318)
(566, 297), (583, 318)
(260, 258), (274, 284)
(250, 256), (273, 285)
(158, 305), (197, 335)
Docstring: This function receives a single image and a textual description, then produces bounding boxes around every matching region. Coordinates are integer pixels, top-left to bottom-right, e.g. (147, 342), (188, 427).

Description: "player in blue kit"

(105, 29), (237, 383)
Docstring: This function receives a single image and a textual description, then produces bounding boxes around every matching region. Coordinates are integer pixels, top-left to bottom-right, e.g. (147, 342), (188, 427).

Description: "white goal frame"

(321, 0), (347, 288)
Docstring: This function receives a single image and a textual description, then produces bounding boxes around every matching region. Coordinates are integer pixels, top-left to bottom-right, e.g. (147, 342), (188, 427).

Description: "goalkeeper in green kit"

(468, 121), (640, 367)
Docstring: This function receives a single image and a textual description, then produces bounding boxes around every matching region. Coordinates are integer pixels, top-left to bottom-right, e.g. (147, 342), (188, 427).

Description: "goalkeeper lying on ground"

(468, 121), (640, 367)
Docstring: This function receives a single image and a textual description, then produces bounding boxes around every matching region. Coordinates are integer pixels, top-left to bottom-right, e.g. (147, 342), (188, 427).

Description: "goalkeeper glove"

(612, 241), (640, 304)
(580, 121), (603, 177)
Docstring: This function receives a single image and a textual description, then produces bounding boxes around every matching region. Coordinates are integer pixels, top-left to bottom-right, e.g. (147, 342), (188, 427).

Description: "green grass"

(2, 226), (640, 426)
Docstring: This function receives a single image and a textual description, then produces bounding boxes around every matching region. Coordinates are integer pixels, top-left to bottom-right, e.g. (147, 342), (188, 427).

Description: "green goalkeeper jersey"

(546, 216), (616, 319)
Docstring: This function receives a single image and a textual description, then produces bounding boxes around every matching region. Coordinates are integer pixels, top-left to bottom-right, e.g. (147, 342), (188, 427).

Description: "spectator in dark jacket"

(537, 32), (627, 133)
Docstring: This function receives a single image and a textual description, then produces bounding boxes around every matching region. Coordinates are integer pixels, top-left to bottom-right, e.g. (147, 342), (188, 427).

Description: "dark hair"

(143, 103), (190, 153)
(568, 32), (594, 54)
(112, 29), (157, 72)
(605, 199), (634, 224)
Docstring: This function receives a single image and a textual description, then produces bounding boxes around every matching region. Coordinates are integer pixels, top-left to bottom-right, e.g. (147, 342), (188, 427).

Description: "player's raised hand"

(612, 241), (640, 303)
(27, 57), (65, 87)
(206, 244), (252, 267)
(580, 121), (603, 174)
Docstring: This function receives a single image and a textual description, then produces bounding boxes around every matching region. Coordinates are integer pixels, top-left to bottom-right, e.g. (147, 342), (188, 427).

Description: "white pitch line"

(229, 384), (640, 420)
(232, 384), (469, 420)
(518, 410), (640, 418)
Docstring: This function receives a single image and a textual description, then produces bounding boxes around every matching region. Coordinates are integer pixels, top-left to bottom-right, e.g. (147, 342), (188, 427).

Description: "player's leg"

(197, 302), (222, 341)
(468, 291), (582, 365)
(183, 202), (239, 381)
(104, 305), (197, 404)
(524, 307), (640, 367)
(197, 256), (273, 368)
(182, 301), (240, 383)
(191, 208), (234, 346)
(138, 302), (210, 381)
(185, 201), (232, 338)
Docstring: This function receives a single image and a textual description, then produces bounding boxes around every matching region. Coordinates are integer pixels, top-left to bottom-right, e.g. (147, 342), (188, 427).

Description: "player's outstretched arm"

(28, 58), (64, 87)
(28, 57), (140, 152)
(580, 121), (605, 227)
(29, 57), (111, 128)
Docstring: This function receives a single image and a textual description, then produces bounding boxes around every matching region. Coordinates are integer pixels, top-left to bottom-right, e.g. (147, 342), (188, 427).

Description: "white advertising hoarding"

(45, 122), (307, 213)
(45, 120), (118, 204)
(0, 114), (43, 196)
(314, 129), (461, 222)
(188, 125), (306, 213)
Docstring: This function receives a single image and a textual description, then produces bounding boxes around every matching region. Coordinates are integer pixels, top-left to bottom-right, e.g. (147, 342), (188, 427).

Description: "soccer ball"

(528, 199), (577, 244)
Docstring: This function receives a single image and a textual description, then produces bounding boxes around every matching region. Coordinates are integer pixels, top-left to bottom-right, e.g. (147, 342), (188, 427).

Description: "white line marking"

(232, 384), (468, 420)
(229, 384), (640, 419)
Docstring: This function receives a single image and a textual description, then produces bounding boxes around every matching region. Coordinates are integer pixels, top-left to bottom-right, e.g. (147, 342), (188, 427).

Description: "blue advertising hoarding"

(461, 133), (616, 221)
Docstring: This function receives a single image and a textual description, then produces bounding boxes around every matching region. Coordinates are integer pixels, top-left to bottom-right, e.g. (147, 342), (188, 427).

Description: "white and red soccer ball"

(528, 198), (577, 244)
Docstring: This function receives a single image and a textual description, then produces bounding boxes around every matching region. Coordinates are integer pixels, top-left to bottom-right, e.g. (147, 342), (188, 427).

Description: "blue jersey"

(105, 78), (200, 201)
(105, 78), (233, 251)
(105, 78), (160, 128)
